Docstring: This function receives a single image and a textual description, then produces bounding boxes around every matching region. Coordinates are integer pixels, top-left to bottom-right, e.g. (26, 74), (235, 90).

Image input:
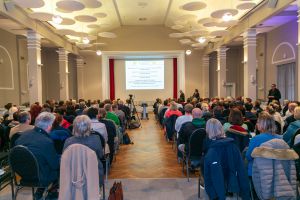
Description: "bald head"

(192, 108), (202, 119)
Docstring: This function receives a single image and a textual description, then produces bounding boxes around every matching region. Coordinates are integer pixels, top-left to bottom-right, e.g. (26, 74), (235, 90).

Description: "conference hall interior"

(0, 0), (299, 199)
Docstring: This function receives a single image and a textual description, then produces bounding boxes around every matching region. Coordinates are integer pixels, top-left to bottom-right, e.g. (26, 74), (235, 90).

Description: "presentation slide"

(126, 60), (164, 90)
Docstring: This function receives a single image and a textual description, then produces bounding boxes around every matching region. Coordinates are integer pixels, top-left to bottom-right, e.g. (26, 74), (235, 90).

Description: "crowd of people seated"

(154, 95), (300, 199)
(0, 98), (131, 200)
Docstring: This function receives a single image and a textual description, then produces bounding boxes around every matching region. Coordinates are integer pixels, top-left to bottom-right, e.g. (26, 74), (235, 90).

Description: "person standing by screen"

(179, 90), (185, 103)
(268, 84), (281, 104)
(193, 89), (200, 100)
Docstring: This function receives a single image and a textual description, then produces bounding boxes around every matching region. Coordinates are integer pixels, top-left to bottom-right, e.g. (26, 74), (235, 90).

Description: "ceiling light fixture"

(198, 37), (206, 44)
(96, 50), (102, 56)
(185, 50), (192, 55)
(52, 15), (63, 24)
(82, 37), (90, 44)
(222, 12), (233, 22)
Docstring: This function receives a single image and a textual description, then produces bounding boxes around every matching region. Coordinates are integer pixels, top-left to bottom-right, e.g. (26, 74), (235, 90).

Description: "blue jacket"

(204, 138), (250, 200)
(16, 127), (60, 185)
(283, 120), (300, 147)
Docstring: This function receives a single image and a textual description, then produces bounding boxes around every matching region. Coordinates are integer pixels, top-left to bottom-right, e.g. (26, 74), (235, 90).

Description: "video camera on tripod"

(127, 94), (141, 129)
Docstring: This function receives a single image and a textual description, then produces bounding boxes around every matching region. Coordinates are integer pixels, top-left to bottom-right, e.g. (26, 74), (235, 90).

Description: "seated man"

(98, 108), (117, 163)
(104, 104), (120, 126)
(175, 103), (193, 133)
(178, 108), (205, 153)
(16, 112), (59, 199)
(86, 107), (108, 143)
(9, 111), (34, 139)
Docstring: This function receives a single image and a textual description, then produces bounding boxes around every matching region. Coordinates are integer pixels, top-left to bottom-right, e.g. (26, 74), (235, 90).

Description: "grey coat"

(251, 139), (299, 200)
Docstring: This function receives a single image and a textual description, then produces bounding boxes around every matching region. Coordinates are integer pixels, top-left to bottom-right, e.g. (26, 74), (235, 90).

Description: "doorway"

(277, 62), (295, 101)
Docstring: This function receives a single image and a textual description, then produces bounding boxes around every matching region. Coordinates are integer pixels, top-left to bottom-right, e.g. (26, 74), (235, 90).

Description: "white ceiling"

(7, 0), (295, 50)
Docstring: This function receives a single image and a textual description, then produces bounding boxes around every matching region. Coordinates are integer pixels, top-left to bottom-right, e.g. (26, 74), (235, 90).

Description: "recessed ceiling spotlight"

(222, 12), (233, 22)
(185, 50), (192, 55)
(139, 17), (147, 21)
(198, 37), (206, 44)
(52, 15), (63, 24)
(96, 50), (102, 56)
(82, 37), (90, 44)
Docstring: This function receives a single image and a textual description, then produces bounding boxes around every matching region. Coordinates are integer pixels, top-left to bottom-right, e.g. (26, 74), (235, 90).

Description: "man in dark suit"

(16, 112), (59, 200)
(268, 84), (281, 104)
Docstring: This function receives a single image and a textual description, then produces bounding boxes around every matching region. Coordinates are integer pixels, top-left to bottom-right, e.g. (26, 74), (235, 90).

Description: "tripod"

(128, 96), (141, 128)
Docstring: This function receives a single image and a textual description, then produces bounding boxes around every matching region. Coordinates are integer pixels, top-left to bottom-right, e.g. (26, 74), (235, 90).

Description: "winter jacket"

(59, 144), (100, 200)
(204, 137), (250, 200)
(283, 120), (300, 147)
(252, 139), (299, 200)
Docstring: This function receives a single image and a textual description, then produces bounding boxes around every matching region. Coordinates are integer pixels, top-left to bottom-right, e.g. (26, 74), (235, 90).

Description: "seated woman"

(204, 118), (249, 199)
(283, 106), (300, 147)
(223, 108), (248, 133)
(164, 101), (183, 118)
(63, 115), (104, 184)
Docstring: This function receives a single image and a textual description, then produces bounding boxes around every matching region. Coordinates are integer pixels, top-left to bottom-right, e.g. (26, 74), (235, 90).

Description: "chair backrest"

(9, 145), (40, 184)
(91, 131), (105, 149)
(159, 107), (168, 125)
(188, 128), (206, 158)
(10, 132), (21, 148)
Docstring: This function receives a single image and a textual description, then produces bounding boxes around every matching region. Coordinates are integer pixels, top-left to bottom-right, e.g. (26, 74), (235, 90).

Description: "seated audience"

(175, 103), (193, 133)
(9, 111), (33, 139)
(15, 112), (60, 199)
(283, 102), (298, 132)
(164, 101), (183, 118)
(86, 107), (108, 143)
(112, 103), (126, 131)
(8, 111), (20, 128)
(223, 108), (248, 133)
(204, 118), (249, 199)
(104, 104), (120, 126)
(244, 102), (257, 122)
(253, 100), (263, 115)
(29, 103), (42, 125)
(98, 108), (117, 163)
(266, 104), (283, 133)
(246, 111), (281, 199)
(213, 106), (226, 125)
(283, 106), (300, 147)
(178, 108), (205, 153)
(63, 115), (104, 184)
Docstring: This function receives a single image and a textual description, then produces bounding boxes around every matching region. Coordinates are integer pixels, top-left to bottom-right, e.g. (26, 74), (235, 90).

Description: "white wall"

(114, 59), (173, 102)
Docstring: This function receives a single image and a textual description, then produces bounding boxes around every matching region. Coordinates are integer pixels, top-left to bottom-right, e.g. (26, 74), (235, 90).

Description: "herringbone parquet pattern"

(109, 114), (194, 179)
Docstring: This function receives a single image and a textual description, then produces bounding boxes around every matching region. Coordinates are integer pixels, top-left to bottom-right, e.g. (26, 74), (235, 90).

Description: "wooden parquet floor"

(109, 114), (189, 179)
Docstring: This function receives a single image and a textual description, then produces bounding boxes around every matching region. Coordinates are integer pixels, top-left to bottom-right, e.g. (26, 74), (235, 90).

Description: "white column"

(57, 48), (69, 100)
(202, 55), (209, 98)
(27, 30), (42, 104)
(76, 58), (84, 99)
(243, 28), (257, 99)
(217, 46), (227, 97)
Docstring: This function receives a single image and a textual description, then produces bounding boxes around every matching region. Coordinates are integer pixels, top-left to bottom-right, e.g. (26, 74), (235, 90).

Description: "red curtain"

(109, 59), (115, 100)
(173, 58), (178, 99)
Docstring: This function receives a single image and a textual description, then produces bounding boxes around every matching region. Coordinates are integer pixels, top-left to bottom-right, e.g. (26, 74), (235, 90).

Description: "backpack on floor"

(108, 181), (123, 200)
(123, 132), (133, 145)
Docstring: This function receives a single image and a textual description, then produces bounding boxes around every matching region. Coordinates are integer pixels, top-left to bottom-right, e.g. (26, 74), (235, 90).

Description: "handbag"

(108, 181), (123, 200)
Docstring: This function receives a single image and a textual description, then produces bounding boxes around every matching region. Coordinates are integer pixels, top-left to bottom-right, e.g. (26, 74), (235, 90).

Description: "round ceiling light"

(181, 1), (207, 11)
(82, 37), (90, 44)
(75, 15), (97, 22)
(222, 12), (233, 22)
(211, 9), (238, 19)
(198, 37), (206, 43)
(52, 15), (63, 24)
(60, 18), (76, 25)
(96, 50), (102, 56)
(93, 12), (107, 18)
(14, 0), (44, 8)
(83, 0), (102, 8)
(185, 50), (192, 55)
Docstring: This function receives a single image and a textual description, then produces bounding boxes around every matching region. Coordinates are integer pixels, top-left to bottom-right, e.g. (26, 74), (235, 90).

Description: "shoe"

(199, 176), (205, 189)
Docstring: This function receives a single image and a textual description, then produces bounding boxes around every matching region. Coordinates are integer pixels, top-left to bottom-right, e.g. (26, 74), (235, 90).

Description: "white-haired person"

(283, 106), (300, 147)
(204, 118), (249, 199)
(164, 101), (182, 118)
(16, 112), (60, 200)
(63, 115), (104, 184)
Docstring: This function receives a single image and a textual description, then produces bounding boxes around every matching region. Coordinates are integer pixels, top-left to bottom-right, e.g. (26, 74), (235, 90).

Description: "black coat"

(268, 88), (281, 103)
